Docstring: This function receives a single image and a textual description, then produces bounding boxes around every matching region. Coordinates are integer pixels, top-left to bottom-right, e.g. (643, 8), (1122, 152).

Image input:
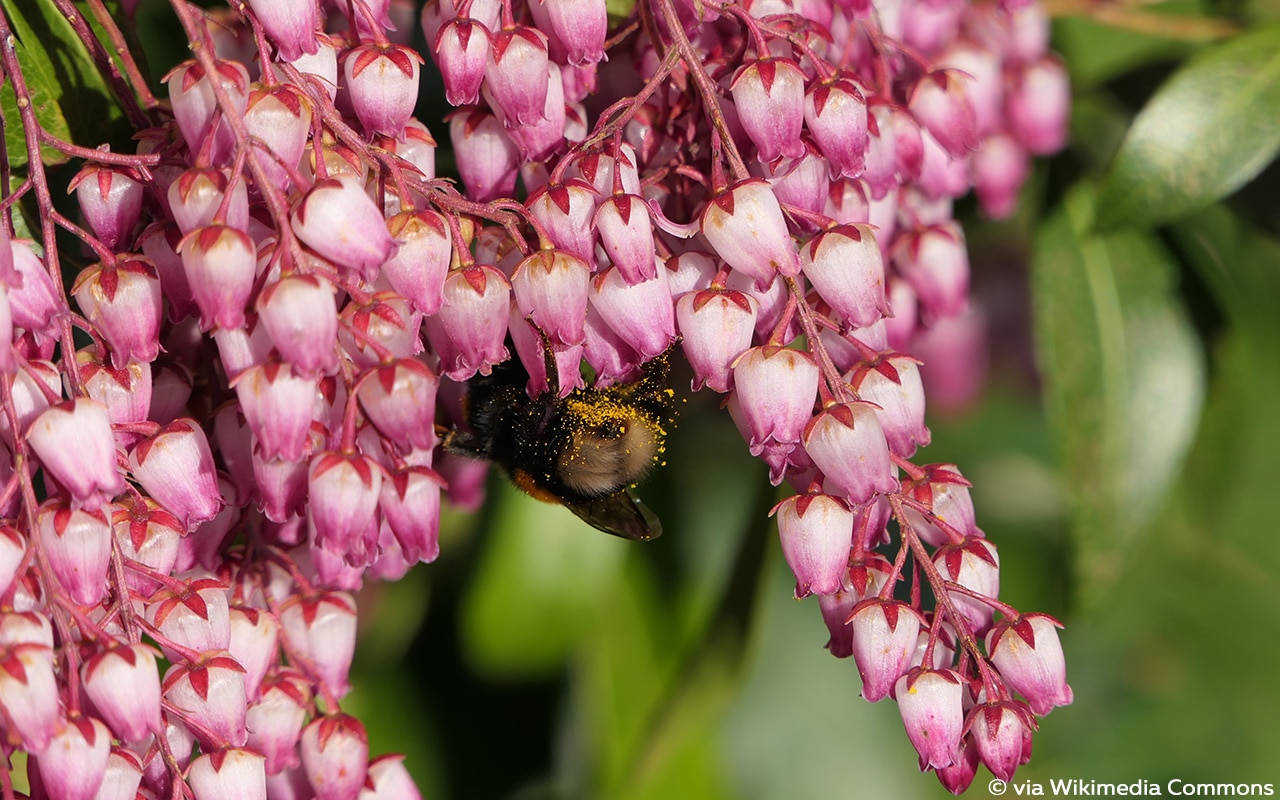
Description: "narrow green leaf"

(459, 483), (627, 678)
(0, 0), (127, 169)
(1096, 24), (1280, 229)
(1031, 186), (1205, 601)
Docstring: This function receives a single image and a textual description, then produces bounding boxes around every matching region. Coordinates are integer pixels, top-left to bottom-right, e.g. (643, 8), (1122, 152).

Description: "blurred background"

(33, 0), (1280, 796)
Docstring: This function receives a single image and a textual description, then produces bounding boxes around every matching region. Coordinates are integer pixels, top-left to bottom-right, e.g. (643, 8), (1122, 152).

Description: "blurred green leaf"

(1031, 186), (1204, 601)
(1054, 15), (1192, 90)
(0, 0), (126, 168)
(459, 483), (628, 679)
(1095, 24), (1280, 229)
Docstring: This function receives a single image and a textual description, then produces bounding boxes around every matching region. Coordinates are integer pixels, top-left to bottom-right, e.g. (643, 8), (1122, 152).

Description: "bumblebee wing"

(563, 490), (663, 541)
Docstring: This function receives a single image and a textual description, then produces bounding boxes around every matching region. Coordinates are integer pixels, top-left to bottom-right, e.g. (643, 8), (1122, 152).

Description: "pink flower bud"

(245, 84), (314, 191)
(228, 606), (280, 702)
(343, 44), (423, 138)
(383, 209), (452, 315)
(72, 256), (163, 368)
(530, 0), (606, 64)
(1007, 56), (1070, 156)
(675, 287), (758, 393)
(69, 165), (144, 251)
(893, 222), (969, 321)
(485, 27), (551, 125)
(850, 355), (930, 458)
(589, 265), (676, 361)
(936, 734), (981, 794)
(434, 18), (490, 106)
(511, 249), (589, 348)
(165, 60), (249, 163)
(771, 492), (854, 597)
(805, 74), (868, 178)
(254, 445), (312, 523)
(279, 591), (357, 701)
(35, 715), (112, 800)
(448, 108), (520, 202)
(908, 70), (979, 159)
(731, 346), (818, 455)
(528, 181), (599, 266)
(146, 578), (233, 658)
(700, 179), (800, 290)
(972, 133), (1030, 219)
(162, 652), (250, 747)
(800, 224), (889, 329)
(28, 399), (125, 511)
(79, 354), (153, 427)
(232, 362), (318, 463)
(129, 419), (223, 530)
(256, 275), (339, 376)
(179, 225), (257, 331)
(112, 497), (182, 595)
(988, 614), (1073, 716)
(307, 452), (382, 559)
(969, 701), (1034, 781)
(355, 359), (439, 451)
(246, 0), (320, 62)
(189, 748), (267, 800)
(291, 176), (396, 281)
(82, 644), (164, 743)
(247, 670), (312, 775)
(731, 57), (805, 163)
(848, 599), (924, 702)
(593, 194), (656, 284)
(0, 643), (60, 751)
(167, 168), (250, 235)
(896, 667), (965, 769)
(35, 501), (112, 605)
(934, 537), (1000, 633)
(378, 466), (445, 565)
(801, 402), (897, 504)
(9, 241), (62, 334)
(301, 714), (369, 800)
(95, 748), (144, 800)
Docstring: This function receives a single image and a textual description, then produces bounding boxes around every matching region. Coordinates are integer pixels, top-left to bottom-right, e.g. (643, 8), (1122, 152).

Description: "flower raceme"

(0, 0), (1071, 795)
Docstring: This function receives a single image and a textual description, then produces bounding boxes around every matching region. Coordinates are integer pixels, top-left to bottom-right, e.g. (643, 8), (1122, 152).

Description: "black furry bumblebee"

(445, 340), (676, 541)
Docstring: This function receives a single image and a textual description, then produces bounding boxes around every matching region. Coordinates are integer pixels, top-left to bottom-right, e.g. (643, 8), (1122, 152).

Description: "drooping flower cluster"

(0, 0), (1071, 794)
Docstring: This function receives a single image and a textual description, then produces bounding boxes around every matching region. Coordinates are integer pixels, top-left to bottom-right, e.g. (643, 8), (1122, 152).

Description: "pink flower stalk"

(71, 255), (163, 368)
(988, 614), (1073, 716)
(35, 716), (112, 800)
(129, 418), (224, 531)
(245, 0), (320, 62)
(848, 599), (925, 702)
(300, 713), (369, 800)
(27, 399), (125, 511)
(82, 644), (164, 743)
(290, 175), (397, 280)
(771, 492), (854, 597)
(896, 667), (965, 769)
(700, 179), (801, 290)
(256, 274), (339, 376)
(35, 501), (113, 605)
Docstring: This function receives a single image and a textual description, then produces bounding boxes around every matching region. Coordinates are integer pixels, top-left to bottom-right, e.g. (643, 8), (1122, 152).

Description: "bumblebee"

(446, 341), (676, 540)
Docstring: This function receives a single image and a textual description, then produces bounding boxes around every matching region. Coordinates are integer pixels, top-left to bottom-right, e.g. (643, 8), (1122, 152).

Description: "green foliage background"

(9, 0), (1280, 796)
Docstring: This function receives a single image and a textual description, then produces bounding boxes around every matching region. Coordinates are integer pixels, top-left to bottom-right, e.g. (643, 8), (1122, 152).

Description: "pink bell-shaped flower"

(527, 181), (599, 266)
(700, 179), (800, 290)
(162, 652), (250, 747)
(731, 346), (819, 455)
(244, 83), (314, 191)
(973, 133), (1030, 219)
(848, 598), (925, 702)
(1007, 56), (1071, 156)
(800, 224), (890, 329)
(354, 359), (439, 451)
(383, 209), (452, 315)
(588, 265), (676, 361)
(179, 224), (257, 331)
(290, 175), (396, 281)
(228, 606), (281, 702)
(35, 715), (112, 800)
(278, 591), (357, 702)
(71, 255), (163, 368)
(188, 748), (268, 800)
(343, 43), (423, 138)
(434, 17), (490, 106)
(165, 59), (249, 163)
(771, 492), (854, 597)
(256, 274), (339, 376)
(0, 642), (60, 751)
(232, 362), (319, 462)
(79, 352), (153, 427)
(307, 451), (382, 560)
(167, 167), (250, 235)
(140, 222), (197, 322)
(362, 754), (424, 800)
(529, 0), (606, 64)
(594, 194), (657, 284)
(378, 465), (445, 564)
(988, 613), (1073, 716)
(675, 287), (758, 393)
(27, 399), (125, 511)
(908, 69), (980, 159)
(896, 667), (965, 769)
(893, 221), (969, 321)
(730, 57), (806, 162)
(969, 701), (1035, 782)
(145, 578), (233, 658)
(849, 355), (930, 458)
(448, 108), (521, 202)
(511, 249), (590, 348)
(111, 497), (182, 595)
(69, 164), (144, 251)
(82, 644), (164, 743)
(94, 748), (144, 800)
(484, 26), (551, 125)
(802, 401), (897, 504)
(300, 713), (369, 800)
(247, 670), (311, 775)
(934, 537), (1000, 633)
(246, 0), (319, 61)
(805, 73), (868, 179)
(9, 240), (63, 335)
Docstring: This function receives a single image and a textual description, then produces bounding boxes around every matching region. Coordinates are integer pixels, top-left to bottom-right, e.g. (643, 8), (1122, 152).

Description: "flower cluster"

(0, 0), (1071, 794)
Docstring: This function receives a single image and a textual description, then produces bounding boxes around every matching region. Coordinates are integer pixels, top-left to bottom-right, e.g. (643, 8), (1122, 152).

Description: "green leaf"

(1095, 24), (1280, 229)
(459, 483), (628, 679)
(1031, 186), (1205, 601)
(0, 0), (127, 169)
